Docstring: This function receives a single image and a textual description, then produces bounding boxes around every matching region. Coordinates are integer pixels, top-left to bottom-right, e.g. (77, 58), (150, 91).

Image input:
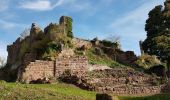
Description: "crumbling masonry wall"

(17, 56), (88, 83)
(55, 56), (88, 77)
(18, 60), (54, 83)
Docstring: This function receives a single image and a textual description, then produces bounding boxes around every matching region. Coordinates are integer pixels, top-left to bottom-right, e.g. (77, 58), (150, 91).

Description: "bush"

(101, 40), (113, 47)
(18, 41), (30, 60)
(42, 41), (61, 60)
(135, 54), (161, 69)
(145, 64), (166, 77)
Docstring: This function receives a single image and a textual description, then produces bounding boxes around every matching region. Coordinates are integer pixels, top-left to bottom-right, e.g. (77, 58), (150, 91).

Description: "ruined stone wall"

(18, 60), (54, 83)
(7, 38), (22, 65)
(17, 56), (89, 83)
(72, 38), (92, 49)
(55, 56), (89, 77)
(116, 51), (137, 65)
(95, 85), (163, 95)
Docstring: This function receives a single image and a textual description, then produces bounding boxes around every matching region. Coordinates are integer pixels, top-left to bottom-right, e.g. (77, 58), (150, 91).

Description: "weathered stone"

(96, 93), (116, 100)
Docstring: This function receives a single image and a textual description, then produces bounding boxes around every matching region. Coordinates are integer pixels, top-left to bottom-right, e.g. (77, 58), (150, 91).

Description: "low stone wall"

(18, 60), (54, 83)
(55, 56), (88, 77)
(95, 85), (163, 95)
(17, 56), (89, 83)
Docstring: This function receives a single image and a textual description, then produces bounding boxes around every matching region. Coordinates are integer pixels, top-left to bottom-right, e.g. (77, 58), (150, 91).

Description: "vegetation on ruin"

(66, 17), (73, 38)
(135, 54), (161, 69)
(85, 48), (124, 68)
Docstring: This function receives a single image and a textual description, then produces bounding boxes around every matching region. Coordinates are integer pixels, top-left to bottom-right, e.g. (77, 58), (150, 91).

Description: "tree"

(142, 0), (170, 77)
(0, 57), (5, 68)
(105, 34), (121, 49)
(20, 28), (31, 39)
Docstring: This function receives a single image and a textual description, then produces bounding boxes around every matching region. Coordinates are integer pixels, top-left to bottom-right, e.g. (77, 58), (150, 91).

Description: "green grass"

(85, 49), (124, 68)
(118, 94), (170, 100)
(0, 82), (96, 100)
(0, 81), (170, 100)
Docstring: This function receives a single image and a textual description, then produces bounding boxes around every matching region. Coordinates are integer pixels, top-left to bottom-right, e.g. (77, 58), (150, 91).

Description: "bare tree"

(105, 34), (120, 43)
(20, 28), (31, 39)
(0, 57), (5, 68)
(104, 34), (121, 49)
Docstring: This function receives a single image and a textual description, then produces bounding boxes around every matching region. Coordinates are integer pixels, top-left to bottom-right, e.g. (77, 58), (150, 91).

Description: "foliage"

(101, 40), (113, 47)
(142, 2), (170, 61)
(85, 49), (123, 67)
(104, 35), (121, 49)
(42, 41), (62, 60)
(135, 54), (161, 69)
(18, 41), (30, 61)
(0, 82), (96, 100)
(74, 49), (84, 55)
(101, 40), (120, 49)
(66, 17), (73, 38)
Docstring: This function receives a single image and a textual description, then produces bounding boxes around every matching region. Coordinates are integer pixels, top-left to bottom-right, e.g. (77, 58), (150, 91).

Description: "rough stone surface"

(55, 56), (88, 77)
(73, 38), (92, 50)
(60, 68), (166, 95)
(17, 60), (54, 83)
(17, 56), (89, 83)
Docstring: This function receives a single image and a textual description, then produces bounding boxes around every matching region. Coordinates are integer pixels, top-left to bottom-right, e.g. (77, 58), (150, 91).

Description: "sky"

(0, 0), (165, 60)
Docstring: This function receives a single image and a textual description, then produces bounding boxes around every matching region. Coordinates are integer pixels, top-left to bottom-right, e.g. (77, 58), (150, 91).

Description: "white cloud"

(110, 0), (164, 29)
(0, 20), (16, 29)
(0, 19), (27, 30)
(19, 0), (65, 11)
(0, 0), (9, 12)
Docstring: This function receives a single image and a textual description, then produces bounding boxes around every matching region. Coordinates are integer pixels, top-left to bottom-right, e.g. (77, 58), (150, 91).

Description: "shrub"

(135, 54), (161, 69)
(42, 41), (61, 60)
(101, 40), (113, 47)
(145, 64), (166, 77)
(18, 41), (30, 60)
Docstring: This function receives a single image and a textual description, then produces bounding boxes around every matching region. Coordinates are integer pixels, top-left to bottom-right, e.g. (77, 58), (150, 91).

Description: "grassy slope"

(0, 82), (170, 100)
(85, 49), (124, 68)
(0, 82), (96, 100)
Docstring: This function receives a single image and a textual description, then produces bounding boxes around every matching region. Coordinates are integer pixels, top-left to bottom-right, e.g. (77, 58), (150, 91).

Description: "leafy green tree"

(142, 0), (170, 77)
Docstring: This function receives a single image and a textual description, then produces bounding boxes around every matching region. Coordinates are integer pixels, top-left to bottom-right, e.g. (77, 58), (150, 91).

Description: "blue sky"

(0, 0), (165, 59)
